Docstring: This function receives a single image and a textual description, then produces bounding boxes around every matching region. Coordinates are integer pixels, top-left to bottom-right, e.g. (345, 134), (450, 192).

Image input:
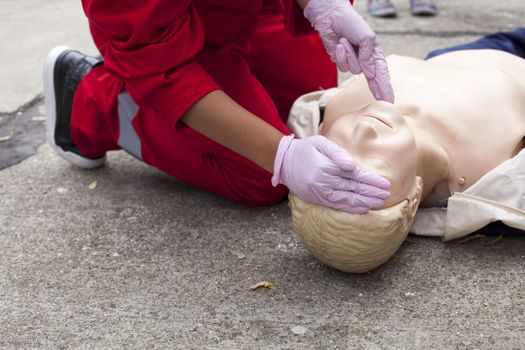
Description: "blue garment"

(426, 28), (525, 60)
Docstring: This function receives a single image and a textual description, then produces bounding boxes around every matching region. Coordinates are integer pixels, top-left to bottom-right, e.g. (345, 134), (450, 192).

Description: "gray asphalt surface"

(1, 1), (525, 349)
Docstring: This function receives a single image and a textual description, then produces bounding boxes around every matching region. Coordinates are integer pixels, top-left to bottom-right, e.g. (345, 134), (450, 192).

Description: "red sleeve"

(82, 0), (221, 125)
(283, 0), (354, 36)
(283, 0), (313, 36)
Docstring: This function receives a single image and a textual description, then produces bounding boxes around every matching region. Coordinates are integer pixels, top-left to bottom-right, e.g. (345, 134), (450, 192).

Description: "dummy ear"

(406, 176), (424, 222)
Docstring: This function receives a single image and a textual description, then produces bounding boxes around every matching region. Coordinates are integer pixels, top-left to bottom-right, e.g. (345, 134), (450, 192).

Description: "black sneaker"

(43, 46), (105, 169)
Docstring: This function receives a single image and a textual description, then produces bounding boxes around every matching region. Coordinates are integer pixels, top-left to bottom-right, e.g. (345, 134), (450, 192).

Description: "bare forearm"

(296, 0), (310, 9)
(180, 90), (284, 173)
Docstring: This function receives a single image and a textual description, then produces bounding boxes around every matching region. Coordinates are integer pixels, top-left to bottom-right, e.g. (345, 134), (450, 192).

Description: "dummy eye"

(371, 116), (391, 128)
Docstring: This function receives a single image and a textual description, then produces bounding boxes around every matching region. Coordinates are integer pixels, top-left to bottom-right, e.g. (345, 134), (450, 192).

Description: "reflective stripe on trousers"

(117, 92), (142, 160)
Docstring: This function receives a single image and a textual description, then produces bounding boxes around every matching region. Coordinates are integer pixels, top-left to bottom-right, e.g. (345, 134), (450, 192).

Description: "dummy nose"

(353, 119), (378, 141)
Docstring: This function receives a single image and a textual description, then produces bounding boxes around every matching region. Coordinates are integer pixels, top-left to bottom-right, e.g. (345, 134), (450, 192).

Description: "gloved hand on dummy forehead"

(272, 135), (391, 213)
(304, 0), (395, 103)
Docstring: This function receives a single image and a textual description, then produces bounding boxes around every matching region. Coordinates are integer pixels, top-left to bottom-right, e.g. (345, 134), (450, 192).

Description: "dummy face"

(323, 101), (418, 207)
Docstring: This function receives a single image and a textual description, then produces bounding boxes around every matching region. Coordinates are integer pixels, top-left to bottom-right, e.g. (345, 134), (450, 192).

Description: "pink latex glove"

(272, 134), (390, 213)
(304, 0), (395, 103)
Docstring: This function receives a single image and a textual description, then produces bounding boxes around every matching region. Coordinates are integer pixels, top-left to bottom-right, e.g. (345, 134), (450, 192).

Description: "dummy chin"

(289, 177), (423, 273)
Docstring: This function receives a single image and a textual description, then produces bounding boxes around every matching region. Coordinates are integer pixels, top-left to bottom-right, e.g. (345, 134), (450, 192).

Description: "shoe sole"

(43, 46), (105, 169)
(410, 3), (437, 16)
(368, 7), (397, 17)
(411, 9), (437, 16)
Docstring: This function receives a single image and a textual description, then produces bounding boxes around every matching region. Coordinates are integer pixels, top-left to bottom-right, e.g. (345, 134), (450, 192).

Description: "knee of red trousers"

(191, 148), (290, 207)
(231, 175), (289, 207)
(195, 137), (289, 206)
(138, 119), (289, 207)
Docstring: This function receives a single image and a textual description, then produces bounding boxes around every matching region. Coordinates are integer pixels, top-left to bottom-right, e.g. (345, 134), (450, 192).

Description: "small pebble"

(291, 325), (307, 336)
(229, 250), (246, 259)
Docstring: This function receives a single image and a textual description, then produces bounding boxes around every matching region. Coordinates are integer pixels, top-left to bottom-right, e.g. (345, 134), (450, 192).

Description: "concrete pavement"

(1, 1), (525, 349)
(0, 0), (96, 114)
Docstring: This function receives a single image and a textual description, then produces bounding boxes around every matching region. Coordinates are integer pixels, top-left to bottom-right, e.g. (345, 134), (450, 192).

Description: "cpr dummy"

(290, 49), (525, 273)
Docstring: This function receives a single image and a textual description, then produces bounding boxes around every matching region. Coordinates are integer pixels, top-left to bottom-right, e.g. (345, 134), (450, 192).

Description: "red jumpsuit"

(72, 0), (338, 205)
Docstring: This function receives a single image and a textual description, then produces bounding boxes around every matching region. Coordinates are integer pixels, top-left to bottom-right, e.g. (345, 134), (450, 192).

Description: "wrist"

(271, 134), (296, 187)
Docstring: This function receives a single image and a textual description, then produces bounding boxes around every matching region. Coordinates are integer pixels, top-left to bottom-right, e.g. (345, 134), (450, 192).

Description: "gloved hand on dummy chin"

(272, 134), (391, 213)
(304, 0), (395, 103)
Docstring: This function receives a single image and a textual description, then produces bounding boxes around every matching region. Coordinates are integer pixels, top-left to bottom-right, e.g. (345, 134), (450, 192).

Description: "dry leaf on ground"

(0, 132), (13, 143)
(249, 281), (276, 290)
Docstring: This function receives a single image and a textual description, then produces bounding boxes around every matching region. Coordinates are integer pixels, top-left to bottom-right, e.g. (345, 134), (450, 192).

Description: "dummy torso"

(322, 49), (525, 208)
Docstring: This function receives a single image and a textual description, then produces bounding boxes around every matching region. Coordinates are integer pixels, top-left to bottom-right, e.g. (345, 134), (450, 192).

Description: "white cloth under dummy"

(411, 149), (525, 241)
(287, 89), (525, 241)
(286, 87), (342, 138)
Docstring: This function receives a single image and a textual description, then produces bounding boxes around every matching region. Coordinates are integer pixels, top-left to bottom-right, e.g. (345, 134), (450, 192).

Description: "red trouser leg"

(70, 66), (123, 159)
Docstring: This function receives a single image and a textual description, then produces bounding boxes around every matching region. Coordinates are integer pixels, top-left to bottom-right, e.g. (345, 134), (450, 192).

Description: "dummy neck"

(406, 117), (451, 205)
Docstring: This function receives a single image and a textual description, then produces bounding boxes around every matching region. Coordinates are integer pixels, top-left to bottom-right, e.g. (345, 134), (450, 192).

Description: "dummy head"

(290, 101), (424, 272)
(322, 100), (418, 207)
(289, 177), (423, 273)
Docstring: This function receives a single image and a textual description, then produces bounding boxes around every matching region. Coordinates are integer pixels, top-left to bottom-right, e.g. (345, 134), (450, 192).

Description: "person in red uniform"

(44, 0), (394, 213)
